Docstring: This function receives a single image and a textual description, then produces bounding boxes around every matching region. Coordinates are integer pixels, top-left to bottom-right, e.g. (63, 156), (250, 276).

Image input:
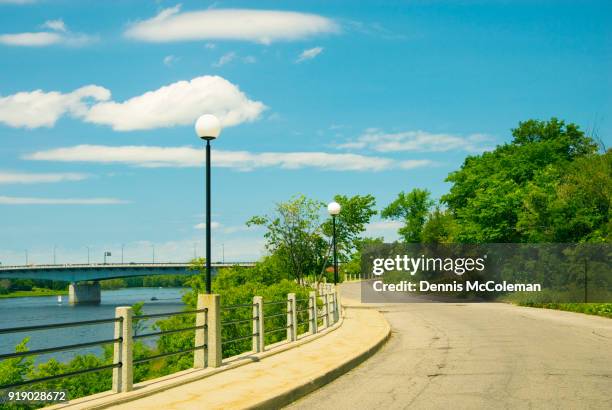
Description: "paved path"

(287, 282), (612, 410)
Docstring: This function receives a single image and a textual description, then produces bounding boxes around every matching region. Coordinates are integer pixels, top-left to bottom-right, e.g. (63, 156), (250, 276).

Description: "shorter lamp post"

(327, 201), (341, 285)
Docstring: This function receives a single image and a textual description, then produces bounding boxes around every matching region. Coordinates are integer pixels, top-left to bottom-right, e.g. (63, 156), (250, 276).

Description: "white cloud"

(0, 85), (111, 128)
(0, 0), (36, 4)
(213, 51), (236, 67)
(0, 196), (128, 205)
(204, 42), (216, 49)
(163, 55), (178, 66)
(0, 20), (94, 47)
(24, 145), (433, 172)
(194, 221), (222, 230)
(42, 19), (67, 32)
(0, 75), (265, 131)
(296, 46), (323, 63)
(0, 32), (62, 46)
(85, 75), (265, 131)
(0, 171), (88, 184)
(399, 159), (435, 169)
(213, 52), (256, 67)
(338, 129), (495, 153)
(194, 221), (256, 234)
(124, 6), (339, 44)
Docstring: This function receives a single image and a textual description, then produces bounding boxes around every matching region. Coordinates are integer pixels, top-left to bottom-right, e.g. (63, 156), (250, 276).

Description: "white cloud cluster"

(296, 46), (323, 63)
(86, 76), (265, 130)
(0, 196), (127, 205)
(193, 221), (252, 234)
(0, 85), (110, 128)
(0, 0), (37, 4)
(124, 6), (339, 44)
(0, 171), (88, 184)
(24, 145), (432, 172)
(0, 76), (265, 130)
(213, 52), (236, 67)
(0, 19), (94, 47)
(338, 129), (494, 153)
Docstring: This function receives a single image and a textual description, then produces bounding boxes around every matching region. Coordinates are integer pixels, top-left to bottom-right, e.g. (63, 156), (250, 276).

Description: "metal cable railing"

(267, 325), (291, 335)
(133, 324), (206, 340)
(133, 308), (207, 320)
(220, 303), (254, 311)
(0, 317), (121, 334)
(0, 289), (340, 395)
(0, 316), (125, 390)
(221, 318), (252, 327)
(3, 363), (122, 389)
(0, 337), (122, 360)
(221, 333), (258, 345)
(262, 300), (286, 306)
(133, 345), (207, 365)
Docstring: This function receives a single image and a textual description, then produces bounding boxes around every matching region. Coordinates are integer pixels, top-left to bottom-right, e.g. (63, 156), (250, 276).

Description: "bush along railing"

(0, 287), (340, 396)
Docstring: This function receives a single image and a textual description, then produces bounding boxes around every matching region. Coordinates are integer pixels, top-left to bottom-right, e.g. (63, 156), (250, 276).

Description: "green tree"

(320, 194), (377, 262)
(382, 188), (434, 242)
(518, 150), (611, 242)
(442, 118), (598, 242)
(247, 195), (327, 283)
(421, 207), (459, 243)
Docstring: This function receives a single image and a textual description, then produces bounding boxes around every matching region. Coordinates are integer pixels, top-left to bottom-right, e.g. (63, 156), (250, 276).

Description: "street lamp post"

(327, 201), (341, 285)
(86, 246), (90, 264)
(121, 244), (125, 264)
(53, 245), (57, 265)
(195, 114), (222, 294)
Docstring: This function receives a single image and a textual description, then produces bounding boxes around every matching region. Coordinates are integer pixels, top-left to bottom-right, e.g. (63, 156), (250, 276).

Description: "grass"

(499, 288), (612, 319)
(0, 287), (68, 299)
(517, 302), (612, 318)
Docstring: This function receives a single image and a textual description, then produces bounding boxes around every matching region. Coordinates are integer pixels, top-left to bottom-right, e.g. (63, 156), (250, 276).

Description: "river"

(0, 287), (188, 363)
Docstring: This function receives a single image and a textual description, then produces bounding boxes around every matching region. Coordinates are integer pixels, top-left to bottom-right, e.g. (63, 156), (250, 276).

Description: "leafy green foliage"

(320, 194), (377, 262)
(441, 118), (600, 243)
(382, 188), (434, 242)
(247, 195), (327, 283)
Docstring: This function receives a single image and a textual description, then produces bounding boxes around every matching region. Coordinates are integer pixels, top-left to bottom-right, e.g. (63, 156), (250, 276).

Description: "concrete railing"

(110, 286), (340, 393)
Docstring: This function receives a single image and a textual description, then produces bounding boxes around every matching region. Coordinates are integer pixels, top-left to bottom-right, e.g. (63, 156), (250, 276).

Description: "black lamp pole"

(332, 215), (338, 285)
(205, 139), (212, 294)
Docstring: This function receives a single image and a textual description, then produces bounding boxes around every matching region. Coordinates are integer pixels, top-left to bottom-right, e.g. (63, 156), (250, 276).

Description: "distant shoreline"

(0, 287), (68, 299)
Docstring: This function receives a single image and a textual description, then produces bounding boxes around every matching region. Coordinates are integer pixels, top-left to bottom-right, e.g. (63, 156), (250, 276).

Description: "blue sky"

(1, 0), (610, 265)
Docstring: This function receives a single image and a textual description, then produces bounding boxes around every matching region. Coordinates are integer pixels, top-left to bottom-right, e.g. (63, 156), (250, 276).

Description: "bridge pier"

(69, 281), (101, 305)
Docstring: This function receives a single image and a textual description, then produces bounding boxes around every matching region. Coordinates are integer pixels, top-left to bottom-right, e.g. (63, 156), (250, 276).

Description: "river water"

(0, 288), (187, 363)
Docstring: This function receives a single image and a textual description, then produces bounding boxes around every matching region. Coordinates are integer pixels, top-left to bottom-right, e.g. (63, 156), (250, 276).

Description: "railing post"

(326, 288), (334, 326)
(287, 293), (297, 342)
(322, 291), (329, 328)
(194, 293), (219, 368)
(112, 306), (133, 393)
(252, 296), (264, 353)
(308, 291), (317, 334)
(194, 294), (206, 368)
(333, 287), (340, 323)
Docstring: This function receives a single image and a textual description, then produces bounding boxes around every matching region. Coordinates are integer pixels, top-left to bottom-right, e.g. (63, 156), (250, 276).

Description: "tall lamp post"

(327, 201), (341, 285)
(195, 114), (222, 294)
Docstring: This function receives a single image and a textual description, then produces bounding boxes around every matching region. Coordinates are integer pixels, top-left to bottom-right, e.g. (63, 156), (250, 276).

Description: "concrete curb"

(246, 307), (391, 410)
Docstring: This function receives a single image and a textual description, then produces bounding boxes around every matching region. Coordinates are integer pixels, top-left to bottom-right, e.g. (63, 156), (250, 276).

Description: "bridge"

(0, 262), (254, 304)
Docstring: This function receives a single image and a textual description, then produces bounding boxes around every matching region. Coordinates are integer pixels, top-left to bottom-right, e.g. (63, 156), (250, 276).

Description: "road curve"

(286, 282), (612, 409)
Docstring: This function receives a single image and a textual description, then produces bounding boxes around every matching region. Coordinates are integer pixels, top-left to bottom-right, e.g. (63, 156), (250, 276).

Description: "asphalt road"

(286, 282), (612, 410)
